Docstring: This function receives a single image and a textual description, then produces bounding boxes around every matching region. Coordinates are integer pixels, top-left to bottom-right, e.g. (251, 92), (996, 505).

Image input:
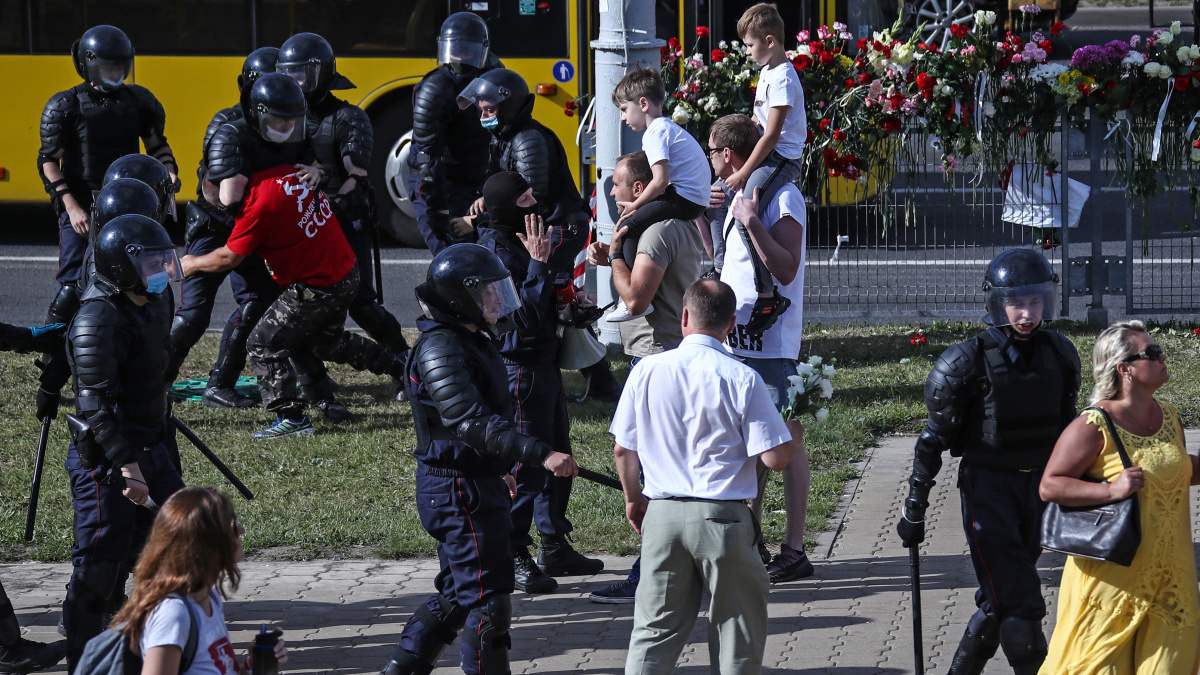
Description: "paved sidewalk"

(7, 432), (1200, 674)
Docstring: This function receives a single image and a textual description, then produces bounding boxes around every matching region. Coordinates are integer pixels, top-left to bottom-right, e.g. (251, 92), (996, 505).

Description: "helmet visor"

(988, 281), (1057, 328)
(278, 61), (321, 95)
(438, 38), (487, 72)
(259, 113), (306, 144)
(86, 57), (131, 92)
(457, 77), (512, 111)
(470, 276), (521, 324)
(128, 246), (182, 293)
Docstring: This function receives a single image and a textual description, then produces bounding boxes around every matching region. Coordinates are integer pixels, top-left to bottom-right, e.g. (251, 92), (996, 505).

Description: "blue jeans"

(737, 356), (797, 412)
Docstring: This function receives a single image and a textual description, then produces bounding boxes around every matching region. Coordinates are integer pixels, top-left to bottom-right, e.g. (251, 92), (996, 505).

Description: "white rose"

(940, 84), (954, 96)
(1171, 20), (1182, 35)
(1177, 46), (1191, 63)
(984, 102), (996, 117)
(1191, 147), (1200, 162)
(814, 408), (830, 422)
(985, 10), (997, 25)
(822, 364), (837, 377)
(1190, 46), (1200, 60)
(974, 9), (989, 26)
(1145, 62), (1162, 77)
(1122, 51), (1145, 67)
(1160, 31), (1174, 45)
(719, 40), (729, 49)
(796, 362), (816, 376)
(808, 355), (823, 367)
(819, 379), (834, 399)
(671, 107), (691, 124)
(796, 44), (812, 56)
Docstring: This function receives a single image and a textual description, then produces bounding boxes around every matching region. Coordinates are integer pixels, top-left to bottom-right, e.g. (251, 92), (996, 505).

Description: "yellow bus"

(0, 0), (588, 245)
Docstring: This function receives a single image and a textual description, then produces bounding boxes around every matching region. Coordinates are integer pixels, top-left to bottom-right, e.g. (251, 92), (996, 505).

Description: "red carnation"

(792, 54), (813, 70)
(844, 78), (855, 88)
(881, 117), (902, 131)
(806, 129), (815, 143)
(950, 24), (969, 39)
(822, 148), (839, 165)
(712, 48), (726, 62)
(910, 334), (927, 346)
(858, 72), (873, 85)
(819, 119), (832, 132)
(696, 26), (710, 37)
(833, 129), (847, 141)
(1192, 139), (1200, 149)
(819, 51), (835, 65)
(1192, 327), (1200, 336)
(668, 37), (681, 50)
(858, 38), (869, 51)
(563, 108), (574, 117)
(1050, 21), (1065, 35)
(1176, 77), (1191, 92)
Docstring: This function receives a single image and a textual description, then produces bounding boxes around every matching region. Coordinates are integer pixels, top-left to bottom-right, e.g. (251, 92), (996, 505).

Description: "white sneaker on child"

(607, 300), (654, 322)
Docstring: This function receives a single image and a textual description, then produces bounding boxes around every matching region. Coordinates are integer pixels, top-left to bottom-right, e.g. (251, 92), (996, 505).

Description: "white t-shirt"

(754, 62), (807, 160)
(720, 183), (807, 360)
(610, 334), (793, 501)
(140, 591), (242, 675)
(641, 116), (711, 207)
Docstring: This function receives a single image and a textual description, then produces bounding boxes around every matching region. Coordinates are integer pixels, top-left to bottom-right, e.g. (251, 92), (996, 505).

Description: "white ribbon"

(1104, 119), (1125, 140)
(1186, 108), (1200, 138)
(974, 71), (989, 142)
(1151, 77), (1175, 161)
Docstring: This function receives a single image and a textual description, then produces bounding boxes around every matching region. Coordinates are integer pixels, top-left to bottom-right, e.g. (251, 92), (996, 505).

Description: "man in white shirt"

(708, 113), (813, 583)
(612, 279), (800, 675)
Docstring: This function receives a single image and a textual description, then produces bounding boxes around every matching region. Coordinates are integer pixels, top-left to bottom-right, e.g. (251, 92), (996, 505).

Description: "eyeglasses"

(1123, 344), (1165, 362)
(706, 146), (727, 157)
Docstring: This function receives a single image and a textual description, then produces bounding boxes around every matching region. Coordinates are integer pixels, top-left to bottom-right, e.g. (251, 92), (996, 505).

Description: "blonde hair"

(1089, 320), (1147, 404)
(737, 3), (785, 42)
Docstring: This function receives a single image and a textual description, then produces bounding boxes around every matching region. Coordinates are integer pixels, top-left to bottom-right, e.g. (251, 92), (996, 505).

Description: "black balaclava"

(483, 171), (537, 234)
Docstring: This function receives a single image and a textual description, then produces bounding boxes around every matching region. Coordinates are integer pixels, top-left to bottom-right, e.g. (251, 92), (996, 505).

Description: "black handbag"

(1040, 406), (1142, 567)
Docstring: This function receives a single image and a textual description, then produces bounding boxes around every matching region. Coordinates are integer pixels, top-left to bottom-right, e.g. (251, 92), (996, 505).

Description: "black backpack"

(75, 594), (200, 675)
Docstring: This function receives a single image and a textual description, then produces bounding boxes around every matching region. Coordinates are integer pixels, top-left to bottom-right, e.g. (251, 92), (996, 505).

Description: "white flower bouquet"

(782, 355), (836, 422)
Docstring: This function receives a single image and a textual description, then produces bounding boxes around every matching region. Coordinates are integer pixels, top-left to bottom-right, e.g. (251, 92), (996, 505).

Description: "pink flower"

(1011, 53), (1023, 63)
(1130, 35), (1141, 47)
(798, 30), (811, 42)
(689, 59), (703, 69)
(818, 25), (834, 40)
(1019, 4), (1041, 14)
(965, 45), (978, 54)
(1032, 31), (1045, 42)
(833, 21), (848, 31)
(869, 80), (884, 97)
(901, 98), (919, 115)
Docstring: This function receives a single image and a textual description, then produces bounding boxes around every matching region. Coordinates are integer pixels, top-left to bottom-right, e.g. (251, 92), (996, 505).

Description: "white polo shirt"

(609, 334), (793, 500)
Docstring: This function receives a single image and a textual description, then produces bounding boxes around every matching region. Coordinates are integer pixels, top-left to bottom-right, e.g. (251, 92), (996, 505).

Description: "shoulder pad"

(206, 122), (248, 182)
(1041, 329), (1081, 374)
(127, 85), (167, 136)
(509, 129), (550, 200)
(925, 340), (980, 414)
(39, 90), (78, 155)
(203, 107), (241, 156)
(69, 302), (121, 391)
(334, 103), (373, 168)
(414, 329), (487, 425)
(412, 72), (458, 147)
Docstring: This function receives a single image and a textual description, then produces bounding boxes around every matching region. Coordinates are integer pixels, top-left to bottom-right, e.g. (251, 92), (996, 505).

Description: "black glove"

(29, 323), (66, 352)
(35, 386), (60, 422)
(897, 514), (926, 548)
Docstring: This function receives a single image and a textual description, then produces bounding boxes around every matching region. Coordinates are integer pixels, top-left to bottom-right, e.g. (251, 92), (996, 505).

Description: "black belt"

(659, 496), (744, 504)
(418, 463), (503, 479)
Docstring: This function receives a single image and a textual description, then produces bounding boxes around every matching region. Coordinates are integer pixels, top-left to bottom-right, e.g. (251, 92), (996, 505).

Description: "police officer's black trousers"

(505, 360), (574, 548)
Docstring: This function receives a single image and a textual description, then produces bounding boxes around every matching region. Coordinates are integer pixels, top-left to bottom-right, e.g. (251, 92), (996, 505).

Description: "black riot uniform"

(409, 12), (503, 253)
(278, 32), (410, 412)
(38, 25), (176, 334)
(61, 215), (186, 671)
(167, 47), (284, 410)
(897, 249), (1080, 675)
(380, 244), (571, 675)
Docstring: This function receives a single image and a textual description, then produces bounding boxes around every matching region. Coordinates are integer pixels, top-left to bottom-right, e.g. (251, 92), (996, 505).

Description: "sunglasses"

(1123, 344), (1165, 362)
(706, 146), (727, 157)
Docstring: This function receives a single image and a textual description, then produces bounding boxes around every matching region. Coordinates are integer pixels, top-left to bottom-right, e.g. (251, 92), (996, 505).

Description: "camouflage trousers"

(247, 267), (398, 418)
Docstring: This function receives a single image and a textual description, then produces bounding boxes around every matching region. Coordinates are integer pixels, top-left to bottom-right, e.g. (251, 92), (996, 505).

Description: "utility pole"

(590, 0), (663, 347)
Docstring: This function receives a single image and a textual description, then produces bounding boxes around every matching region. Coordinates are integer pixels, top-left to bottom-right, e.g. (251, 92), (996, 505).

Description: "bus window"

(31, 0), (253, 55)
(0, 0), (26, 53)
(258, 0), (448, 56)
(455, 0), (568, 59)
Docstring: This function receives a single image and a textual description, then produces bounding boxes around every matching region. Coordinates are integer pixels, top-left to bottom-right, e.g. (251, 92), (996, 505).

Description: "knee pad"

(464, 595), (512, 675)
(385, 595), (467, 675)
(238, 299), (268, 328)
(948, 611), (1000, 675)
(170, 315), (208, 352)
(63, 562), (121, 646)
(348, 302), (408, 353)
(999, 616), (1047, 675)
(47, 284), (80, 326)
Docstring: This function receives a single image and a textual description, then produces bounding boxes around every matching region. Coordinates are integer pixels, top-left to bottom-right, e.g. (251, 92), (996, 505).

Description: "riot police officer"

(379, 244), (578, 675)
(166, 47), (284, 410)
(476, 172), (603, 594)
(409, 12), (503, 253)
(896, 249), (1081, 675)
(38, 25), (177, 334)
(62, 214), (186, 671)
(278, 32), (410, 415)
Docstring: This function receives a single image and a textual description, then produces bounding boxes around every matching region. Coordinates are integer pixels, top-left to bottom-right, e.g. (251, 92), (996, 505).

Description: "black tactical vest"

(70, 86), (143, 194)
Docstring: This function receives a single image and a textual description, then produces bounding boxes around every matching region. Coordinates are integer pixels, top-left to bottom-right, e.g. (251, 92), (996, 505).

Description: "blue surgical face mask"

(145, 271), (169, 295)
(481, 116), (500, 130)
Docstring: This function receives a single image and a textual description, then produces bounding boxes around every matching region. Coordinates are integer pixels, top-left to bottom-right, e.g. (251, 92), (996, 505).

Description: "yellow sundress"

(1039, 401), (1200, 675)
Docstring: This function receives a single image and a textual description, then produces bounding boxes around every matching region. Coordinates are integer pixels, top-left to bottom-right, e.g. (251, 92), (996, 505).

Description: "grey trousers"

(625, 498), (770, 675)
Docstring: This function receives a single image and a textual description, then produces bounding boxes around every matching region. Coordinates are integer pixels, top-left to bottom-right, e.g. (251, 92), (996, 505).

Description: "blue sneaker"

(253, 415), (314, 440)
(589, 577), (637, 604)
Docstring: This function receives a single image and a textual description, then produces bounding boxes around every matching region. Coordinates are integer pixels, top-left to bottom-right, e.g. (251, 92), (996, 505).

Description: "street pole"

(590, 0), (663, 347)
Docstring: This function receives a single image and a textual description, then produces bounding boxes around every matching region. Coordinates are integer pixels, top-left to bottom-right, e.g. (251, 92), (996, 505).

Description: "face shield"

(457, 77), (512, 111)
(438, 38), (488, 74)
(86, 56), (132, 93)
(259, 113), (306, 144)
(470, 275), (520, 325)
(987, 281), (1057, 328)
(128, 245), (182, 295)
(278, 61), (322, 96)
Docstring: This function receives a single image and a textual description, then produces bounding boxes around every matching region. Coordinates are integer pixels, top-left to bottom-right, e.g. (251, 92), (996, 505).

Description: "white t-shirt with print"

(720, 182), (807, 360)
(140, 590), (242, 675)
(753, 62), (807, 160)
(641, 116), (711, 207)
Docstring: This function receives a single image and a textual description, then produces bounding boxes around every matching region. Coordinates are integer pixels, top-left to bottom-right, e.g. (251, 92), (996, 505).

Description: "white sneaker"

(607, 300), (654, 322)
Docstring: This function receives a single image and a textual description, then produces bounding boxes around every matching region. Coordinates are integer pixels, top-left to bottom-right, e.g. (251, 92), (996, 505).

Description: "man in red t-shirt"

(181, 165), (404, 438)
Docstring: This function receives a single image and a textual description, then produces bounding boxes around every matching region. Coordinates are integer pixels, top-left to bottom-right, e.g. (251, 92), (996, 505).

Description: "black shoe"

(0, 638), (68, 674)
(537, 534), (604, 576)
(744, 288), (791, 338)
(570, 367), (620, 404)
(513, 547), (558, 593)
(757, 541), (772, 566)
(201, 386), (256, 409)
(315, 398), (354, 423)
(765, 543), (814, 583)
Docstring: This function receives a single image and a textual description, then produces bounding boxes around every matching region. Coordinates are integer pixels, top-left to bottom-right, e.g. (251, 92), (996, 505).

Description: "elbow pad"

(336, 105), (374, 170)
(456, 416), (551, 465)
(76, 392), (137, 467)
(510, 130), (551, 202)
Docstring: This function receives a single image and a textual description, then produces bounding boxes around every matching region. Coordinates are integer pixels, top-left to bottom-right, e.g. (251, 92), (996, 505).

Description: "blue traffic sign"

(552, 60), (575, 83)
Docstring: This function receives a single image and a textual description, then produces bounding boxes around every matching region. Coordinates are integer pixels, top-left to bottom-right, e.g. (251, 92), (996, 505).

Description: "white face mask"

(264, 125), (295, 143)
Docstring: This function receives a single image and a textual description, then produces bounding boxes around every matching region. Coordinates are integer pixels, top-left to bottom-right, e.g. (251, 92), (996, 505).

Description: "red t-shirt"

(225, 165), (355, 288)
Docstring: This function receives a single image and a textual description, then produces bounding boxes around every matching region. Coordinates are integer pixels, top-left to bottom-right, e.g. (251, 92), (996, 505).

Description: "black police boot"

(350, 301), (411, 355)
(0, 639), (68, 674)
(314, 398), (354, 423)
(202, 362), (256, 409)
(298, 371), (353, 423)
(512, 547), (557, 594)
(537, 534), (604, 576)
(571, 360), (620, 404)
(947, 611), (1001, 675)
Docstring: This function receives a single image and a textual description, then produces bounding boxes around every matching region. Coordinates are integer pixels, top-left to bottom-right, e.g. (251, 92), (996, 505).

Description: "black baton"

(578, 467), (622, 491)
(371, 222), (385, 305)
(170, 415), (255, 500)
(910, 544), (925, 675)
(24, 416), (52, 541)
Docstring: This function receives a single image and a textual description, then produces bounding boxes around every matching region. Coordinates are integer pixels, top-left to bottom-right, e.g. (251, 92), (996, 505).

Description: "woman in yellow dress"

(1039, 320), (1200, 675)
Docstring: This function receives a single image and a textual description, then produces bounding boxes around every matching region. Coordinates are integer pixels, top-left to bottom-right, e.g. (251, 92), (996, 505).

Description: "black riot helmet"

(982, 248), (1059, 328)
(94, 214), (182, 298)
(438, 12), (490, 75)
(243, 72), (307, 145)
(103, 154), (176, 221)
(416, 244), (520, 329)
(71, 25), (135, 94)
(457, 69), (532, 133)
(93, 179), (162, 233)
(239, 46), (280, 90)
(276, 32), (354, 100)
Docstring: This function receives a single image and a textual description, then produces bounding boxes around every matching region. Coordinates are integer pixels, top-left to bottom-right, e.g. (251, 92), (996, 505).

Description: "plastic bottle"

(252, 624), (281, 675)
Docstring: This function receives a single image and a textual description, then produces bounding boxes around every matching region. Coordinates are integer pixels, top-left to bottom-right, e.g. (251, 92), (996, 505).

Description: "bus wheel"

(371, 96), (424, 246)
